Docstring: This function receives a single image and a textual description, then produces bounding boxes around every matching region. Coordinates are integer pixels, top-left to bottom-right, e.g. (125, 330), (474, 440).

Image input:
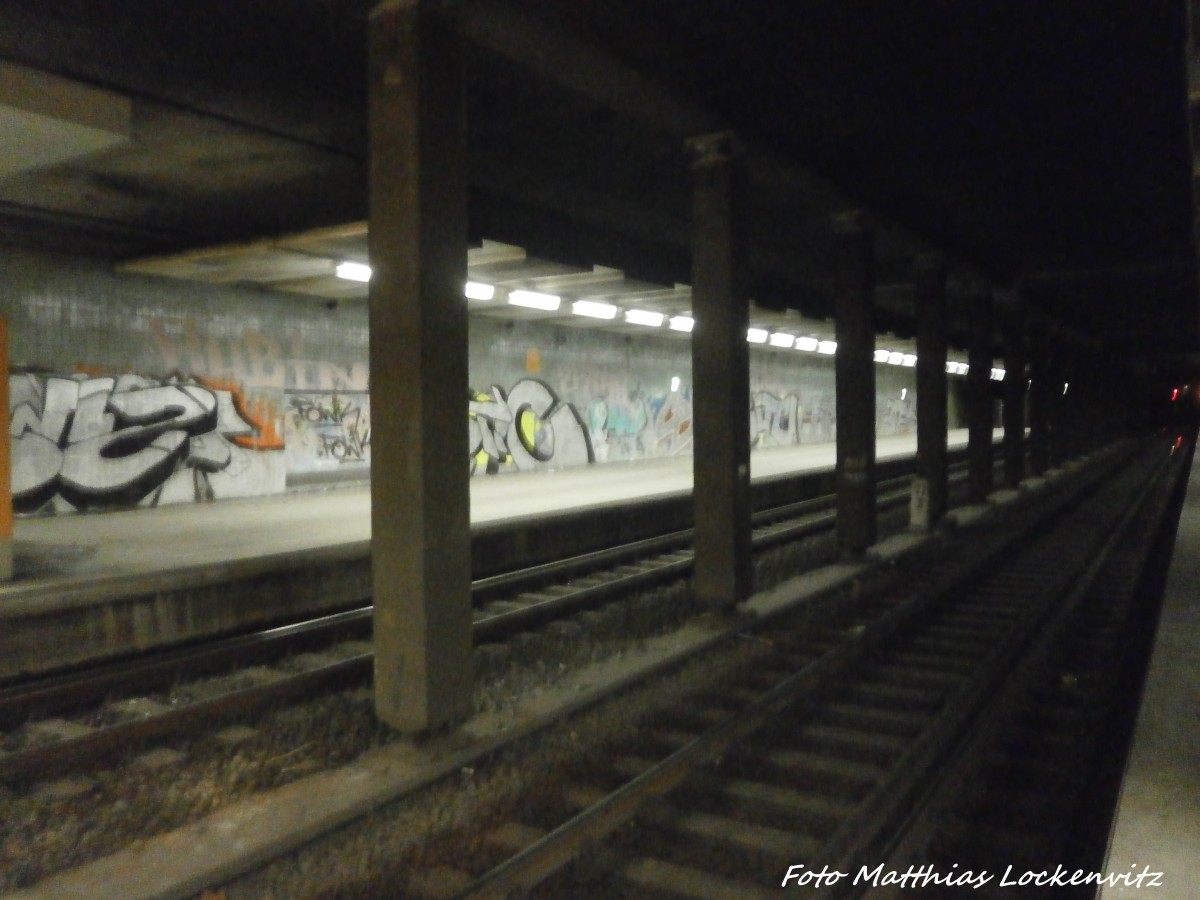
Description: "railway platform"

(0, 430), (986, 680)
(1100, 446), (1200, 898)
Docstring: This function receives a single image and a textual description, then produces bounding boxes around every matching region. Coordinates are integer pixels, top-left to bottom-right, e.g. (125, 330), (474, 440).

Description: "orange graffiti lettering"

(199, 377), (285, 451)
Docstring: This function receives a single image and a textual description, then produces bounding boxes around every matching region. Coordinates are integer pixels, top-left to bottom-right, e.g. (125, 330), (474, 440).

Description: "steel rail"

(856, 442), (1190, 897)
(0, 655), (371, 787)
(441, 441), (1165, 898)
(821, 446), (1173, 882)
(0, 457), (983, 786)
(0, 461), (971, 729)
(0, 607), (369, 730)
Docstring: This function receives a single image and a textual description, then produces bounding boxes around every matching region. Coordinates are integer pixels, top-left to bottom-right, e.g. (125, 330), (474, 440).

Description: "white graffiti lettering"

(751, 391), (801, 447)
(8, 373), (277, 512)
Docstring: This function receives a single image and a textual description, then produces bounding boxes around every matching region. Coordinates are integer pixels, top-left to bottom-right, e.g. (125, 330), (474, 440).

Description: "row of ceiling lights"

(338, 262), (697, 330)
(336, 264), (1006, 381)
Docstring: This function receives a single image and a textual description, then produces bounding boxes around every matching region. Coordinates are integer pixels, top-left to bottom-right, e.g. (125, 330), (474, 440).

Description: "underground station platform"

(0, 430), (986, 683)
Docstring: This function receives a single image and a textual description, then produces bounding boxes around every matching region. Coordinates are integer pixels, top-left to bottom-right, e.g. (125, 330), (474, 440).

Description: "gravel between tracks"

(217, 526), (940, 898)
(1, 579), (706, 891)
(217, 627), (782, 899)
(0, 494), (934, 894)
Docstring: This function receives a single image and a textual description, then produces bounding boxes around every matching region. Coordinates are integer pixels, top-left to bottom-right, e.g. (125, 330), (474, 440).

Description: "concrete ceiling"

(118, 226), (946, 368)
(0, 0), (1195, 368)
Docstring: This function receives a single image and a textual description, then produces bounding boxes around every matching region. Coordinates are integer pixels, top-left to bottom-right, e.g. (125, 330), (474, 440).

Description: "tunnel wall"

(1, 247), (960, 515)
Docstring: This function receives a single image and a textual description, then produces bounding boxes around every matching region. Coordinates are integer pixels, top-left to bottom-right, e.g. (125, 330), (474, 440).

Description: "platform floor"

(1100, 450), (1200, 897)
(7, 430), (977, 586)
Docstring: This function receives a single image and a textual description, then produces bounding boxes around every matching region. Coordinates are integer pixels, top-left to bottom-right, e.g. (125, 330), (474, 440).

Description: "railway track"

(867, 439), (1192, 899)
(0, 462), (971, 788)
(393, 439), (1177, 899)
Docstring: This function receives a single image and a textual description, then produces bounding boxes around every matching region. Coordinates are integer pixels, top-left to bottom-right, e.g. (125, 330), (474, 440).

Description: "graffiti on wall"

(646, 392), (694, 456)
(9, 372), (284, 513)
(151, 316), (369, 393)
(587, 395), (646, 460)
(470, 379), (593, 476)
(7, 308), (921, 517)
(586, 388), (694, 461)
(751, 391), (801, 448)
(799, 392), (836, 443)
(284, 392), (372, 472)
(878, 395), (916, 437)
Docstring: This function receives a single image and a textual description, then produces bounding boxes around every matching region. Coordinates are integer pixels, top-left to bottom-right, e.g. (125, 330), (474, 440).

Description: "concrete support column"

(367, 0), (472, 732)
(0, 316), (10, 581)
(1028, 324), (1052, 476)
(967, 288), (994, 503)
(1002, 293), (1027, 488)
(834, 212), (876, 555)
(688, 132), (752, 610)
(912, 255), (948, 529)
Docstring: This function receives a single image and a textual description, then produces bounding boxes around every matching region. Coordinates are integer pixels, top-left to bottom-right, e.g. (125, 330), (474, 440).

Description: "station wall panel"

(1, 247), (956, 515)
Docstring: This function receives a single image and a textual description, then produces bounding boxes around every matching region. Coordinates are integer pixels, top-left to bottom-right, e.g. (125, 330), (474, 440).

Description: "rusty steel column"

(912, 255), (948, 529)
(1002, 292), (1027, 488)
(688, 132), (752, 610)
(1028, 323), (1052, 476)
(834, 212), (876, 555)
(967, 287), (994, 503)
(368, 0), (472, 732)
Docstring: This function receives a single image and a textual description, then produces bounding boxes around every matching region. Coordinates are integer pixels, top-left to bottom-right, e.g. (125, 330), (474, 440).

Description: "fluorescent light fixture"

(795, 336), (819, 352)
(955, 362), (969, 375)
(768, 332), (794, 348)
(669, 315), (695, 333)
(887, 351), (904, 366)
(670, 376), (681, 392)
(624, 309), (665, 327)
(508, 290), (561, 311)
(335, 261), (372, 282)
(875, 349), (891, 363)
(901, 354), (917, 367)
(572, 299), (618, 319)
(465, 281), (495, 301)
(747, 328), (769, 343)
(991, 368), (1005, 381)
(817, 340), (837, 355)
(945, 361), (956, 374)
